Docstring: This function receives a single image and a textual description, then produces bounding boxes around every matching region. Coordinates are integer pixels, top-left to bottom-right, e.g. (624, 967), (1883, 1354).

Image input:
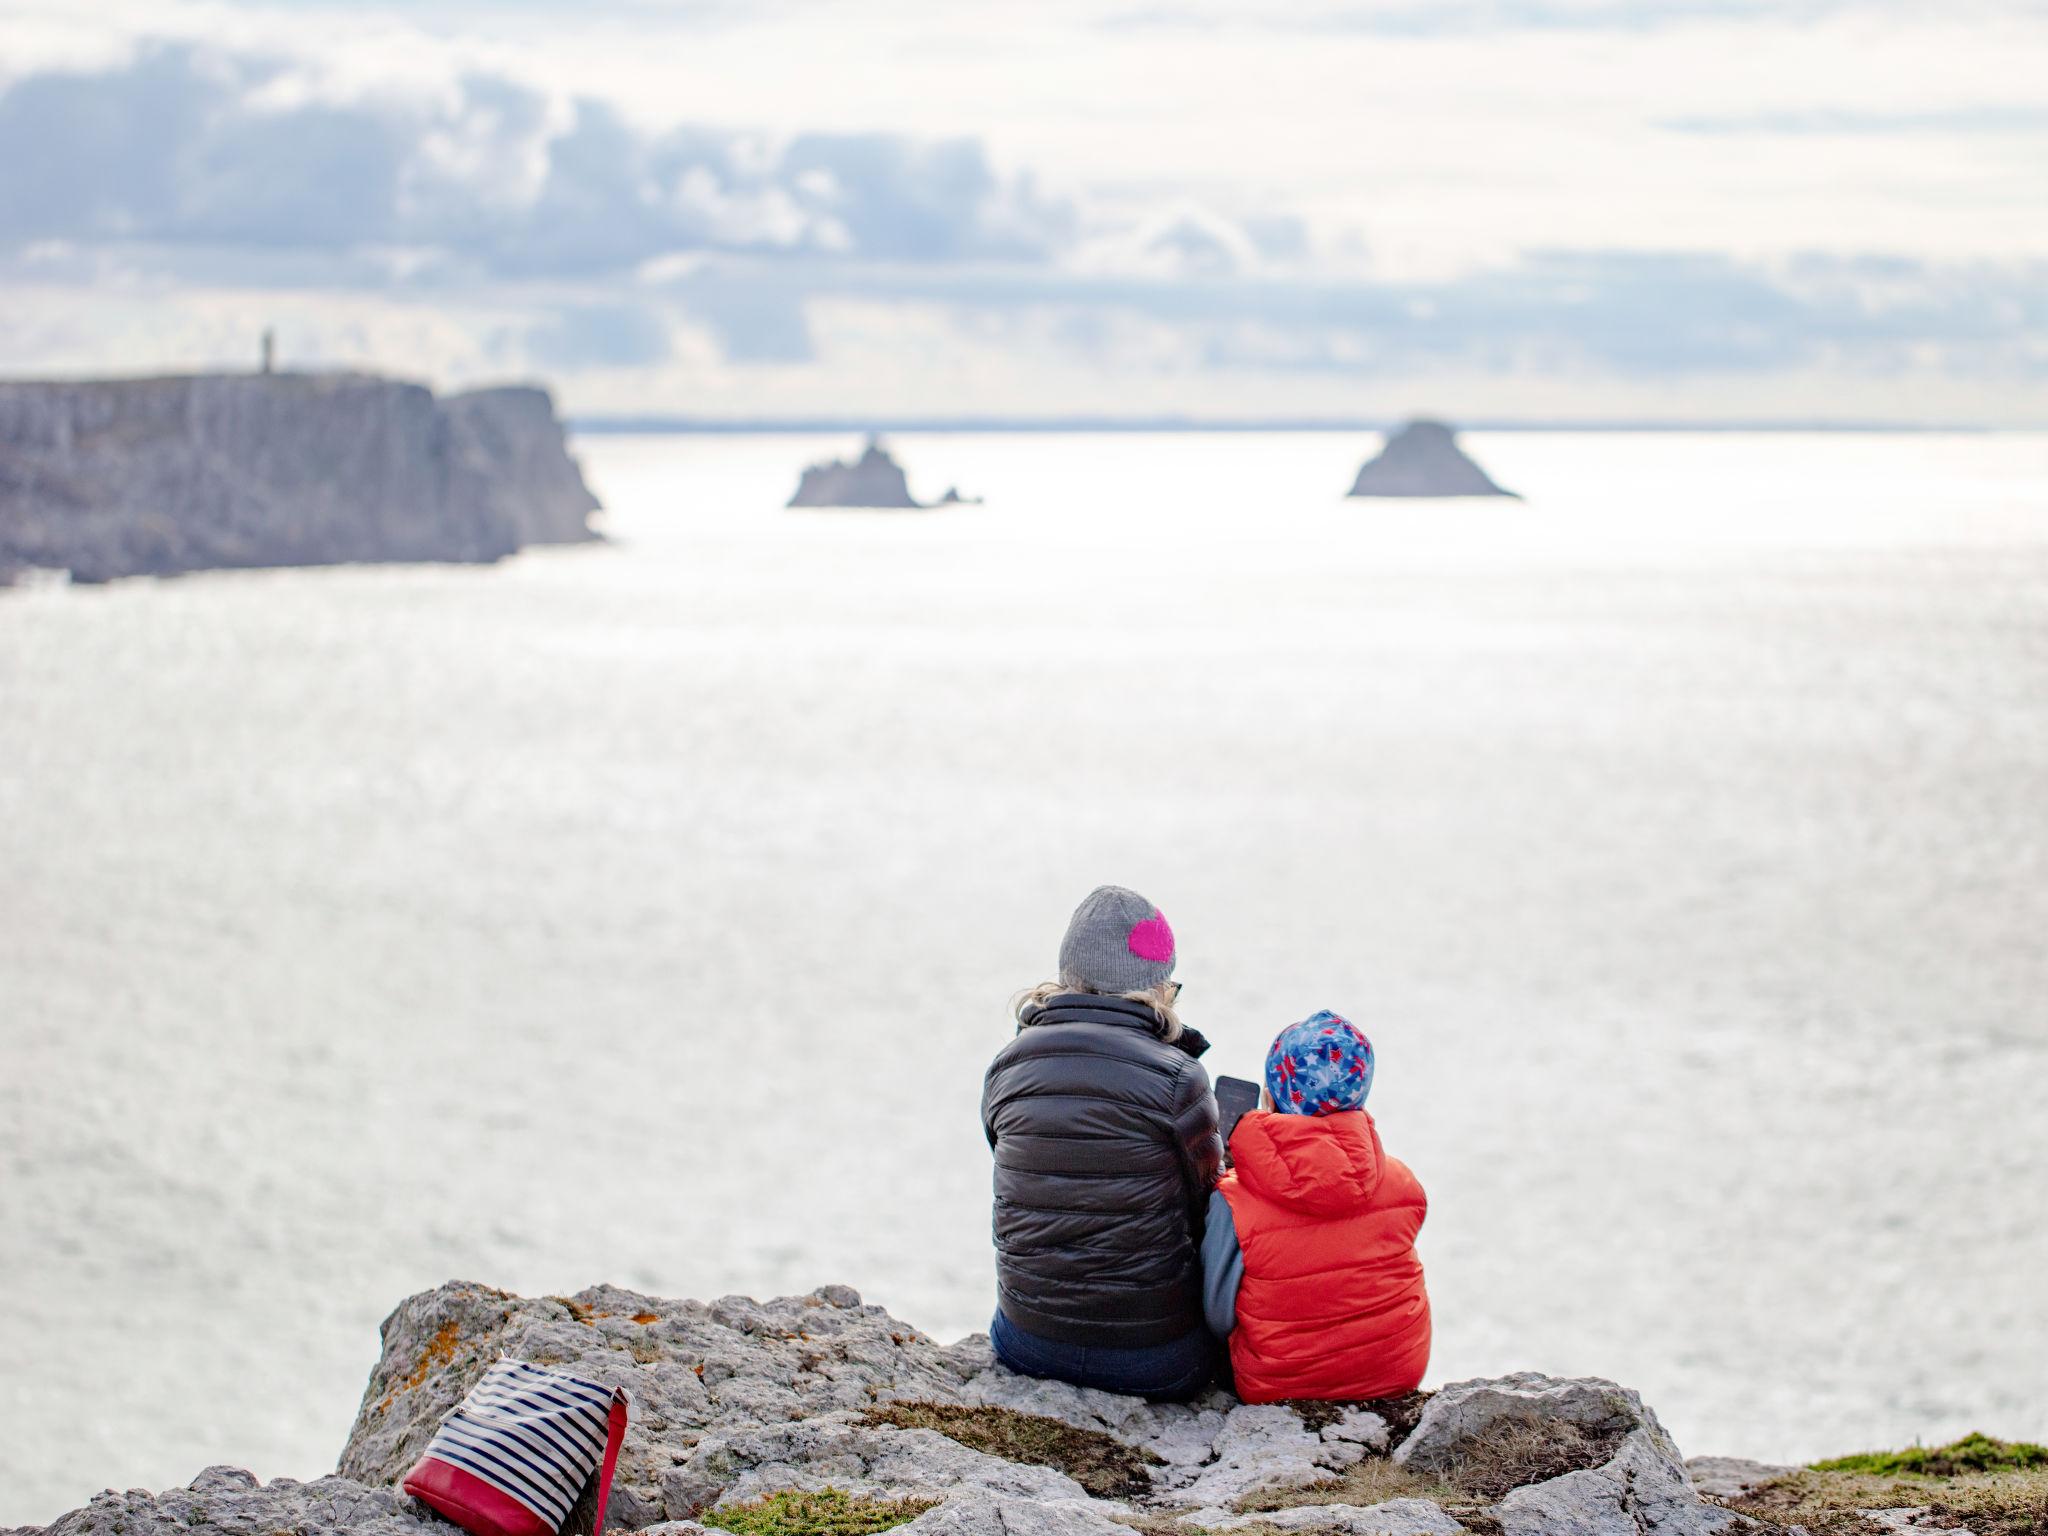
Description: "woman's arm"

(1171, 1061), (1224, 1201)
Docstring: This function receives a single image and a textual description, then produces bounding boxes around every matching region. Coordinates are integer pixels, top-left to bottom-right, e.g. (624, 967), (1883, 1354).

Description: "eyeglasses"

(1167, 981), (1183, 1002)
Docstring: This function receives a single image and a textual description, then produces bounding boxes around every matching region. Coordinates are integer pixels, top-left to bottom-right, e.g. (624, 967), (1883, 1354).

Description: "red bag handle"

(591, 1393), (629, 1536)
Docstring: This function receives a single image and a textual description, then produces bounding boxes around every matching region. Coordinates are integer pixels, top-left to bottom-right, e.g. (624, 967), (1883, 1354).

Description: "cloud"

(667, 269), (816, 362)
(0, 43), (1073, 278)
(778, 134), (1070, 264)
(687, 247), (2048, 382)
(524, 302), (672, 368)
(1662, 106), (2048, 135)
(1099, 0), (1913, 37)
(0, 31), (2041, 418)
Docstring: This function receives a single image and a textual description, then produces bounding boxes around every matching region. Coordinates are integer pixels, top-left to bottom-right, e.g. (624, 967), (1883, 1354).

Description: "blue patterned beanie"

(1265, 1010), (1374, 1116)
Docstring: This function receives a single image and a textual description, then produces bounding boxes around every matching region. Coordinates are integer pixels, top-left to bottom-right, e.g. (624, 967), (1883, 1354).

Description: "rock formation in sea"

(19, 1280), (1804, 1536)
(1346, 420), (1519, 499)
(786, 438), (970, 509)
(0, 374), (601, 584)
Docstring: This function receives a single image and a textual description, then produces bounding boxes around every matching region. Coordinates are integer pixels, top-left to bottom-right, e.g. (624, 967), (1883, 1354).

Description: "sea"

(2, 430), (2044, 1525)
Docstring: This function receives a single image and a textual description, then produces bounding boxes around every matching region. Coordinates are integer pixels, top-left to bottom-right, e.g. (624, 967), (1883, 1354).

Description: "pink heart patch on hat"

(1127, 910), (1175, 964)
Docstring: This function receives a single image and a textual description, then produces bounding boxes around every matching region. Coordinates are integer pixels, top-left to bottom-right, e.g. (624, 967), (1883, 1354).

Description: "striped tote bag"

(403, 1359), (630, 1536)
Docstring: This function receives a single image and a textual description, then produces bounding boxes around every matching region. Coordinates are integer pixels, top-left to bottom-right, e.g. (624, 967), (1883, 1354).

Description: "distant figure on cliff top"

(785, 436), (978, 509)
(1347, 419), (1519, 498)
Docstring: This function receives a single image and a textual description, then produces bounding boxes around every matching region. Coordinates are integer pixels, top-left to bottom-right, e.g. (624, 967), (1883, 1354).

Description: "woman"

(981, 884), (1223, 1399)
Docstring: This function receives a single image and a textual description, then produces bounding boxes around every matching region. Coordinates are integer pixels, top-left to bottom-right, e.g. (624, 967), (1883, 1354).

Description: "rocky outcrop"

(786, 439), (971, 509)
(24, 1467), (439, 1536)
(23, 1283), (1771, 1536)
(1346, 420), (1518, 499)
(0, 374), (600, 584)
(1396, 1374), (1733, 1535)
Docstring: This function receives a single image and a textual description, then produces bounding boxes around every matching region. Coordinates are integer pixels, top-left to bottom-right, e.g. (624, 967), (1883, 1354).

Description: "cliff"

(787, 439), (971, 509)
(1346, 421), (1519, 499)
(14, 1281), (1819, 1536)
(0, 374), (600, 584)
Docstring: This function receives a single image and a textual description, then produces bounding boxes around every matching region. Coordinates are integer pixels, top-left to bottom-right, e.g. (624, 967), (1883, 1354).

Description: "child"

(1201, 1010), (1430, 1401)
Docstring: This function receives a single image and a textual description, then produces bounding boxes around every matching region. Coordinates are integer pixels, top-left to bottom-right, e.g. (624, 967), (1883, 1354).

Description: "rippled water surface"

(3, 431), (2045, 1524)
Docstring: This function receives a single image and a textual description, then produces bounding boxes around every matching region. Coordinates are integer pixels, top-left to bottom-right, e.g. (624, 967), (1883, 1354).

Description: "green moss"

(1812, 1432), (2048, 1478)
(859, 1400), (1160, 1499)
(701, 1488), (938, 1535)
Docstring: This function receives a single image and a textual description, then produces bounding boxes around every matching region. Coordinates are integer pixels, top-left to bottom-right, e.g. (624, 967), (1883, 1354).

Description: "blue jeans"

(990, 1309), (1215, 1402)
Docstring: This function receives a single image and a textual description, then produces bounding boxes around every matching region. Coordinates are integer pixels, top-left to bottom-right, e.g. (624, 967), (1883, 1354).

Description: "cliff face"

(17, 1281), (1756, 1536)
(0, 374), (600, 584)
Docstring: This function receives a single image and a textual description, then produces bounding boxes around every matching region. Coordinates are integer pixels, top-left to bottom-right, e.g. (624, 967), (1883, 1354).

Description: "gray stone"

(1323, 1411), (1394, 1453)
(1346, 420), (1518, 499)
(1398, 1374), (1732, 1536)
(1181, 1499), (1464, 1534)
(1162, 1404), (1367, 1509)
(1495, 1433), (1735, 1536)
(954, 1352), (1237, 1469)
(0, 373), (599, 584)
(690, 1419), (1096, 1510)
(1395, 1372), (1678, 1473)
(1859, 1509), (1965, 1534)
(29, 1469), (436, 1536)
(896, 1488), (1133, 1534)
(341, 1282), (972, 1529)
(1685, 1456), (1797, 1498)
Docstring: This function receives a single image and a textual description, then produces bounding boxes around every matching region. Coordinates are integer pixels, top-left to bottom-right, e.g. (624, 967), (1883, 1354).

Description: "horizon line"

(568, 415), (2013, 436)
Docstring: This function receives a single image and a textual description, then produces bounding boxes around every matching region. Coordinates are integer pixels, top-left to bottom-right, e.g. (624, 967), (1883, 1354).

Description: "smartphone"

(1214, 1075), (1261, 1160)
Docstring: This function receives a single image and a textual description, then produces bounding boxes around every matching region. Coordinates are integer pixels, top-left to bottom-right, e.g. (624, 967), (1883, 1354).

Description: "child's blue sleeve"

(1200, 1189), (1244, 1337)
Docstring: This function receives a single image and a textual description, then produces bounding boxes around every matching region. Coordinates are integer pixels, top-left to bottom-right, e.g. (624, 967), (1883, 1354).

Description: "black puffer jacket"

(982, 993), (1224, 1347)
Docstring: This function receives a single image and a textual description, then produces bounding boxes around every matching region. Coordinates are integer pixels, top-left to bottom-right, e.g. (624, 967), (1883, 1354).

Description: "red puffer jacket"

(1219, 1109), (1430, 1402)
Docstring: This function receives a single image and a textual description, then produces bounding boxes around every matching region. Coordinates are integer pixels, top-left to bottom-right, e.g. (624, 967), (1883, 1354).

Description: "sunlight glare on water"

(2, 430), (2045, 1524)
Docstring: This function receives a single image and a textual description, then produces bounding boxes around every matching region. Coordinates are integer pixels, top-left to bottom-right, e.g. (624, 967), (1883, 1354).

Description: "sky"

(1, 0), (2044, 423)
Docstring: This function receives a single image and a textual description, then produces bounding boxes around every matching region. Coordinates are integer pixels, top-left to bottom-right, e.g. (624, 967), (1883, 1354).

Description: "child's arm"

(1199, 1189), (1245, 1338)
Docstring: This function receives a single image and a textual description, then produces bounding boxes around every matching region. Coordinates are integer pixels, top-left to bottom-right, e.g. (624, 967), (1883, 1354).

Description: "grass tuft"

(1231, 1455), (1509, 1532)
(1238, 1412), (1621, 1526)
(702, 1487), (938, 1535)
(860, 1399), (1160, 1499)
(1724, 1462), (2048, 1536)
(1812, 1432), (2048, 1479)
(1235, 1456), (1448, 1514)
(1429, 1417), (1627, 1501)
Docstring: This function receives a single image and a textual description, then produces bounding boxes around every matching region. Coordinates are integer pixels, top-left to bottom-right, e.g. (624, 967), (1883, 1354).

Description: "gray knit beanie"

(1058, 885), (1177, 994)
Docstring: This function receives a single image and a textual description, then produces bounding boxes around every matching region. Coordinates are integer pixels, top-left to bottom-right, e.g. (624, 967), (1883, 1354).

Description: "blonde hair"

(1012, 978), (1185, 1043)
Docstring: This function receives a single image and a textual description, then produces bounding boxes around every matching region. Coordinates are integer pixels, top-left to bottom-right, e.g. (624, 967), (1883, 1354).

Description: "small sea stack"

(1346, 419), (1519, 499)
(785, 437), (972, 509)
